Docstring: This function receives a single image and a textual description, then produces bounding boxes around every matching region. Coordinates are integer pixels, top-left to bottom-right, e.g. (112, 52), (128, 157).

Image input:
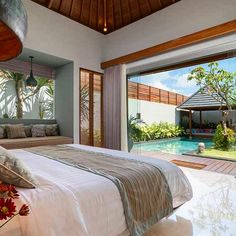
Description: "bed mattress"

(0, 144), (192, 236)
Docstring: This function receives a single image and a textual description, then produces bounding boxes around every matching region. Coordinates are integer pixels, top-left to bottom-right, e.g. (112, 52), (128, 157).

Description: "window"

(0, 70), (54, 119)
(127, 51), (236, 156)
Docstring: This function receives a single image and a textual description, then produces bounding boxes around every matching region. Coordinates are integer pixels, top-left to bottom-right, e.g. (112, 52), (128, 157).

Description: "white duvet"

(0, 144), (192, 236)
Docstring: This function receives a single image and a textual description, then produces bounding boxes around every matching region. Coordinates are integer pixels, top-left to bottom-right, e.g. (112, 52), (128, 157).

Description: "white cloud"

(174, 73), (196, 88)
(141, 71), (196, 89)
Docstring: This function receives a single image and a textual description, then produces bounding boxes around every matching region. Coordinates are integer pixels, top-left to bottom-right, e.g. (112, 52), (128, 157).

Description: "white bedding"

(0, 144), (192, 236)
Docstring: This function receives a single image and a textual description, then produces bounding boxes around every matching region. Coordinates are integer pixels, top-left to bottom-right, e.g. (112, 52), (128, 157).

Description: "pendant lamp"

(25, 56), (37, 87)
(0, 0), (28, 61)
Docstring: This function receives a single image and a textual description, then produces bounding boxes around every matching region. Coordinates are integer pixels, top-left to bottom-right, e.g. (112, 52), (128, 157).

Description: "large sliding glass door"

(79, 69), (103, 147)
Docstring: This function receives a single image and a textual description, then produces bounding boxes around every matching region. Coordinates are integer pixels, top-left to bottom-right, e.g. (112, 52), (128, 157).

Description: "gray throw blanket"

(25, 145), (173, 236)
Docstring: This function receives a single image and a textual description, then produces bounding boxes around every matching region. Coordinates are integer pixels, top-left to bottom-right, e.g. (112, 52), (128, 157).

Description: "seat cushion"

(0, 136), (73, 149)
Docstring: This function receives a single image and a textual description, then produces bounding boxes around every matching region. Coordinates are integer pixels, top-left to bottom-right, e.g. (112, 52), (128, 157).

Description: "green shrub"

(213, 124), (235, 150)
(127, 116), (143, 142)
(129, 121), (184, 142)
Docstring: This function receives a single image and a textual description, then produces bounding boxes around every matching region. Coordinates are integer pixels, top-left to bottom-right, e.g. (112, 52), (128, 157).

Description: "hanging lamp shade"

(26, 56), (37, 87)
(0, 0), (28, 61)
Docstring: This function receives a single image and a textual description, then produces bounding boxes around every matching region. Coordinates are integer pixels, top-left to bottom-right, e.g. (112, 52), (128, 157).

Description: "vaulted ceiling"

(31, 0), (180, 34)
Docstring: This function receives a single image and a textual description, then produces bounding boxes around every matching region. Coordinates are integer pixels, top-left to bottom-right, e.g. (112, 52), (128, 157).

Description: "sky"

(129, 57), (236, 96)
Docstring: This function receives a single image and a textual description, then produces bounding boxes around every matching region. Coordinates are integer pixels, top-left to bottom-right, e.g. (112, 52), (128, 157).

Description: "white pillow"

(0, 146), (36, 188)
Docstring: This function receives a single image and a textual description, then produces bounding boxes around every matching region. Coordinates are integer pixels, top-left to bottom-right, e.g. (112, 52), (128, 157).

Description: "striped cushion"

(6, 124), (26, 139)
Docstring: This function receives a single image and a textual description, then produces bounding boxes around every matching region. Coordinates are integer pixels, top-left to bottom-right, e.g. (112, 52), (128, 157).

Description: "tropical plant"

(188, 62), (236, 136)
(80, 85), (89, 121)
(38, 102), (46, 119)
(213, 124), (235, 151)
(128, 119), (184, 143)
(42, 82), (54, 119)
(0, 70), (52, 119)
(127, 116), (144, 141)
(138, 122), (184, 142)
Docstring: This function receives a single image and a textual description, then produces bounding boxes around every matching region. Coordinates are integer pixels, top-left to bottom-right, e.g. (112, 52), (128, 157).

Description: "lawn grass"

(201, 148), (236, 161)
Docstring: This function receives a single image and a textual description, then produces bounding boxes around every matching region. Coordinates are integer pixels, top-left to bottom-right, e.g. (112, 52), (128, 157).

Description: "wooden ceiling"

(31, 0), (180, 34)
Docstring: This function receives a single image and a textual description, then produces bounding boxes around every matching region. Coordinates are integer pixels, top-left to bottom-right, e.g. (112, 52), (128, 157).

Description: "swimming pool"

(132, 137), (213, 155)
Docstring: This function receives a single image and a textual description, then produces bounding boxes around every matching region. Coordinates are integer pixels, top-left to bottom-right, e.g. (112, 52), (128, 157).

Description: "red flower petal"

(19, 204), (30, 216)
(0, 198), (16, 220)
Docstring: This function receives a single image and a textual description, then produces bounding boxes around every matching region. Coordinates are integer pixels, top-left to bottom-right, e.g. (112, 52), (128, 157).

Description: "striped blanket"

(25, 145), (173, 236)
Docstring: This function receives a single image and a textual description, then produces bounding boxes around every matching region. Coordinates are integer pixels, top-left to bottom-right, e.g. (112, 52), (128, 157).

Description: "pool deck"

(137, 151), (236, 176)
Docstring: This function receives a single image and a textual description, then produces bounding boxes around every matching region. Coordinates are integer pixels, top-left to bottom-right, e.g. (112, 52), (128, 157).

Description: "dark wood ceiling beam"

(88, 0), (93, 26)
(97, 0), (104, 32)
(107, 0), (114, 31)
(137, 0), (143, 17)
(127, 0), (132, 23)
(48, 0), (54, 8)
(69, 0), (74, 17)
(111, 0), (115, 30)
(58, 0), (62, 11)
(118, 0), (123, 26)
(79, 0), (84, 22)
(146, 0), (153, 13)
(101, 20), (236, 69)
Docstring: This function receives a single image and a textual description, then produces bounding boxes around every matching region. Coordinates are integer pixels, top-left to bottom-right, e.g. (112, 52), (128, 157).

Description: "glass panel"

(93, 74), (103, 147)
(127, 74), (142, 155)
(80, 70), (90, 145)
(0, 69), (54, 119)
(127, 50), (236, 160)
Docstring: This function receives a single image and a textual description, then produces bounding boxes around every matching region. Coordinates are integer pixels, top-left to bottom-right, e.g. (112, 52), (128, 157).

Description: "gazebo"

(177, 87), (228, 137)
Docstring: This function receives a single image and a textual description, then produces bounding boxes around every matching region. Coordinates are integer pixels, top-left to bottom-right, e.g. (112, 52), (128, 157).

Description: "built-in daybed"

(0, 120), (73, 149)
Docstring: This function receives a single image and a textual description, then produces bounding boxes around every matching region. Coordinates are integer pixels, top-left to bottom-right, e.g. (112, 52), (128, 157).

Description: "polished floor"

(144, 167), (236, 236)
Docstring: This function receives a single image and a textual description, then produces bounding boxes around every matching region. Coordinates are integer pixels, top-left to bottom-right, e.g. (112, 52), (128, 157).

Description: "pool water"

(132, 138), (213, 155)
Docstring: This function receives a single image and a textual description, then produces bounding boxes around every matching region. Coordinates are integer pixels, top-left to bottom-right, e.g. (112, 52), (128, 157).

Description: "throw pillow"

(32, 125), (46, 137)
(0, 146), (36, 188)
(45, 124), (59, 136)
(24, 125), (32, 137)
(6, 124), (26, 139)
(0, 125), (7, 139)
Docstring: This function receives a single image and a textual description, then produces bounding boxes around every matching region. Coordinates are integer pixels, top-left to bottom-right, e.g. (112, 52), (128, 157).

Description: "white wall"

(22, 0), (104, 142)
(129, 98), (180, 125)
(103, 0), (236, 61)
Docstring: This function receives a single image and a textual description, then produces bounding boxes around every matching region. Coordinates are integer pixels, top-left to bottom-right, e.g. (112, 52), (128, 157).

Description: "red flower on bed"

(0, 185), (19, 199)
(19, 204), (30, 216)
(0, 183), (30, 228)
(0, 198), (16, 220)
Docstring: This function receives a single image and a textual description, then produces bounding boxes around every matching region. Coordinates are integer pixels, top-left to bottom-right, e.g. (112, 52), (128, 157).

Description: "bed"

(0, 144), (192, 236)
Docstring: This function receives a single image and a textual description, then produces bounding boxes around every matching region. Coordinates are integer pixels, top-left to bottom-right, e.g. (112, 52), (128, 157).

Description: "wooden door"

(79, 69), (103, 147)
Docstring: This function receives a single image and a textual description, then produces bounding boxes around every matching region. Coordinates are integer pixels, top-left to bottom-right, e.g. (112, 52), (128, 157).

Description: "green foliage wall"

(129, 120), (184, 142)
